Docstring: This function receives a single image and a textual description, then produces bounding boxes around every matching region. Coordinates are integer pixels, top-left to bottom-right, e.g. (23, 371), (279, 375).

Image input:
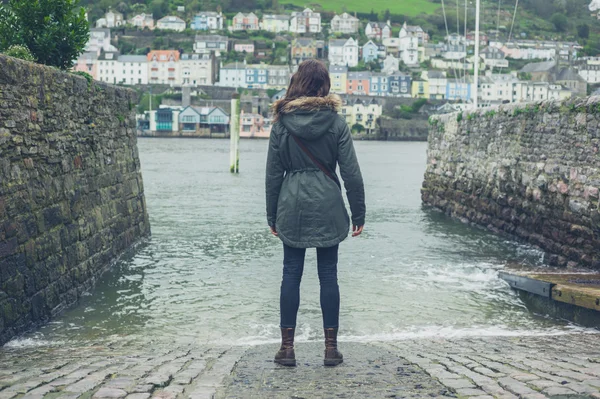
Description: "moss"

(484, 110), (496, 118)
(117, 115), (125, 123)
(456, 113), (463, 123)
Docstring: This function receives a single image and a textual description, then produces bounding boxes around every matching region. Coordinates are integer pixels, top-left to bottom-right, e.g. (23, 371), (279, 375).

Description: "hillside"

(276, 0), (441, 16)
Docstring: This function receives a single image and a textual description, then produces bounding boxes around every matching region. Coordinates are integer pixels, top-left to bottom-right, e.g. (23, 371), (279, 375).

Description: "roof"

(294, 38), (314, 46)
(90, 28), (111, 36)
(329, 65), (348, 73)
(118, 55), (147, 62)
(363, 40), (378, 48)
(196, 11), (220, 17)
(98, 51), (120, 60)
(329, 39), (348, 47)
(147, 50), (180, 62)
(348, 72), (371, 79)
(332, 13), (359, 21)
(158, 16), (185, 23)
(263, 14), (289, 21)
(519, 60), (556, 73)
(367, 21), (390, 28)
(403, 23), (424, 32)
(556, 67), (586, 82)
(427, 71), (446, 79)
(195, 35), (228, 42)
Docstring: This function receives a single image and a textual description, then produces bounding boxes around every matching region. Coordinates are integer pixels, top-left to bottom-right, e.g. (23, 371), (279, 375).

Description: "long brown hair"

(273, 59), (331, 116)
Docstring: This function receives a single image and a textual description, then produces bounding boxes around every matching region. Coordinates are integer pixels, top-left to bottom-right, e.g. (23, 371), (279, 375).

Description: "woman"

(265, 59), (366, 367)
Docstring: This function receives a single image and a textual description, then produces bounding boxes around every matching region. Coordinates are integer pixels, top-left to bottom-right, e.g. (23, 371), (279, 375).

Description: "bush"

(352, 123), (365, 133)
(0, 0), (89, 69)
(3, 44), (35, 61)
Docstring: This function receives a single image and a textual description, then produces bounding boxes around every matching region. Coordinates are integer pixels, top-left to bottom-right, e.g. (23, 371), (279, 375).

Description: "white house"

(399, 22), (428, 44)
(180, 53), (216, 85)
(423, 70), (447, 99)
(96, 9), (124, 28)
(399, 28), (419, 66)
(576, 57), (600, 83)
(193, 35), (229, 56)
(157, 16), (186, 32)
(261, 14), (290, 32)
(217, 62), (247, 88)
(365, 22), (392, 41)
(328, 38), (359, 67)
(116, 55), (148, 85)
(290, 8), (321, 33)
(96, 51), (119, 84)
(129, 13), (154, 30)
(382, 55), (399, 75)
(147, 50), (181, 86)
(85, 28), (118, 54)
(330, 13), (360, 34)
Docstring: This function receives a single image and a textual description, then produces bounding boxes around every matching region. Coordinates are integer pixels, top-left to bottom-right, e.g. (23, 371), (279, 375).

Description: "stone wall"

(422, 97), (600, 269)
(0, 55), (151, 345)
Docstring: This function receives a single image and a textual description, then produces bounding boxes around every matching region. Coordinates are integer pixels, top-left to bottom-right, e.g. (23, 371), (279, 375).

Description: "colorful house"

(347, 72), (370, 95)
(341, 98), (382, 134)
(388, 73), (412, 97)
(329, 65), (348, 94)
(191, 12), (224, 31)
(411, 79), (430, 98)
(232, 12), (259, 31)
(362, 40), (379, 63)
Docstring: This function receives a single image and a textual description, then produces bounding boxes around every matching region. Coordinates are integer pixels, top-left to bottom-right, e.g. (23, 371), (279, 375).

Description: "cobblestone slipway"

(2, 333), (600, 399)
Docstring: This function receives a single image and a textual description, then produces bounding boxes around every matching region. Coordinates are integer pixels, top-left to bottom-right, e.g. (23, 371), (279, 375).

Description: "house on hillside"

(382, 55), (399, 75)
(330, 13), (360, 34)
(362, 41), (379, 63)
(129, 13), (154, 30)
(217, 63), (247, 88)
(157, 16), (186, 31)
(96, 9), (124, 28)
(193, 35), (229, 56)
(424, 71), (447, 100)
(261, 14), (290, 32)
(191, 12), (224, 31)
(480, 46), (508, 69)
(85, 28), (118, 54)
(365, 21), (392, 41)
(388, 73), (412, 97)
(328, 38), (359, 67)
(290, 8), (321, 33)
(400, 22), (429, 45)
(292, 38), (323, 65)
(232, 13), (259, 31)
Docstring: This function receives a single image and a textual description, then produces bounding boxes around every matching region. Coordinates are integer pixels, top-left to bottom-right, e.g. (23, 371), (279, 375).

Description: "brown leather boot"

(324, 328), (343, 367)
(274, 328), (296, 366)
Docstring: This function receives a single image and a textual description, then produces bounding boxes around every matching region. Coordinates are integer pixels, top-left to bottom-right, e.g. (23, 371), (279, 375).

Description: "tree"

(550, 13), (567, 32)
(0, 0), (89, 69)
(577, 24), (590, 39)
(352, 123), (365, 133)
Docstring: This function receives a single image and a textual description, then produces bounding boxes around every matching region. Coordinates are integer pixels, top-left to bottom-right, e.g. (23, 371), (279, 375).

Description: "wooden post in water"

(229, 93), (240, 173)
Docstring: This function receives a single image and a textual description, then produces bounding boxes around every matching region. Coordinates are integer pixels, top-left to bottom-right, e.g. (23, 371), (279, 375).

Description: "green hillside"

(278, 0), (441, 16)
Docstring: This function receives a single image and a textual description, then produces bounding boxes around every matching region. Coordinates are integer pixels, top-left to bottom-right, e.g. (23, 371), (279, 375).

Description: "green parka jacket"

(265, 94), (366, 248)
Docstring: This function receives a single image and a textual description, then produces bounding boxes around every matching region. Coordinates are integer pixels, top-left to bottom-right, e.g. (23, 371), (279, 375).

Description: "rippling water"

(6, 139), (589, 348)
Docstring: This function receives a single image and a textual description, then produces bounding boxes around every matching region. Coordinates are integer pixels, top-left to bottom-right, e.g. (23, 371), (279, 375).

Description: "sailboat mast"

(473, 0), (480, 109)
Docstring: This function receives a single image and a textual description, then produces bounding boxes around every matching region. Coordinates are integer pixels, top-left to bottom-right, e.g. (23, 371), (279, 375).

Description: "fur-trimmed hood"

(272, 94), (342, 117)
(272, 94), (342, 141)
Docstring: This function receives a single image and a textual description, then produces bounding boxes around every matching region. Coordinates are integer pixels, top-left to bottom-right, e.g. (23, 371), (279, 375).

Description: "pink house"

(73, 52), (98, 79)
(240, 112), (271, 138)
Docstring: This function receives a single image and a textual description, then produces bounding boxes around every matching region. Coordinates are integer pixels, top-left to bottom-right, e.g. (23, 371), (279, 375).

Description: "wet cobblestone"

(1, 334), (600, 398)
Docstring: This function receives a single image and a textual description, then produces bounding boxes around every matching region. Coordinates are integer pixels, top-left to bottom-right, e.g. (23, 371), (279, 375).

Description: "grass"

(279, 0), (440, 16)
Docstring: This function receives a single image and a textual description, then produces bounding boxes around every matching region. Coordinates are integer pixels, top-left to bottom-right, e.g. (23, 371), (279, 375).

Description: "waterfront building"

(341, 98), (382, 134)
(179, 106), (229, 134)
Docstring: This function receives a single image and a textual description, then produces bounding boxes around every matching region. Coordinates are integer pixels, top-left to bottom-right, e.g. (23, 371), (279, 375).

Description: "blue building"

(191, 12), (224, 31)
(362, 40), (379, 63)
(388, 73), (412, 97)
(446, 78), (472, 101)
(369, 73), (389, 97)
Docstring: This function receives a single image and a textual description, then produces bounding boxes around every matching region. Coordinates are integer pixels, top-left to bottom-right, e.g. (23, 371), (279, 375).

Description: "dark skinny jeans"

(280, 244), (340, 329)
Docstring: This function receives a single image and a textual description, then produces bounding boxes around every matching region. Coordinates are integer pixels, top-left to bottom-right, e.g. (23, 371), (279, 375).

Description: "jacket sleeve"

(265, 127), (285, 227)
(337, 120), (366, 226)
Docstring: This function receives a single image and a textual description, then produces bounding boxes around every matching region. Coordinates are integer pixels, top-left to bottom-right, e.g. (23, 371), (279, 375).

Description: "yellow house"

(341, 98), (383, 134)
(329, 65), (348, 94)
(411, 79), (430, 98)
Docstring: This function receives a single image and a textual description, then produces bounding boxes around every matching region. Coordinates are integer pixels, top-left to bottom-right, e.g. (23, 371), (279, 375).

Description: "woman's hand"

(352, 225), (364, 237)
(270, 225), (278, 237)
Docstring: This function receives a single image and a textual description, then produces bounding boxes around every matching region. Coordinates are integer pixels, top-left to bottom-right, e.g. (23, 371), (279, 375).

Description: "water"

(5, 139), (590, 349)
